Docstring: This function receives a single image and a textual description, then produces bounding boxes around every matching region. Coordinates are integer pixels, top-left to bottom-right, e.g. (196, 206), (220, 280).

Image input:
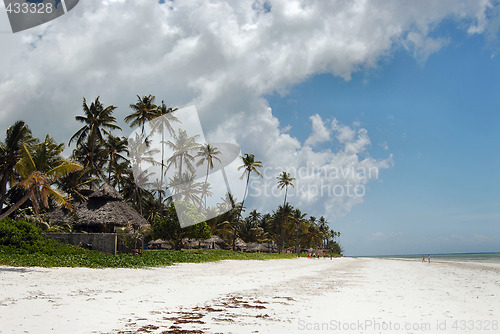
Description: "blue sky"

(267, 27), (500, 256)
(0, 1), (499, 256)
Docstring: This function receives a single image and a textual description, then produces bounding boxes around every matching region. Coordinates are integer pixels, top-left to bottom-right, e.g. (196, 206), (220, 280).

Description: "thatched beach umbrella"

(202, 235), (227, 249)
(50, 184), (149, 232)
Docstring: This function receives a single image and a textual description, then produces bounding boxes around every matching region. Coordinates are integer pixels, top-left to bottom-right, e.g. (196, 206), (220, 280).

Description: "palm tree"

(71, 140), (108, 180)
(56, 167), (97, 202)
(150, 101), (179, 137)
(127, 133), (159, 180)
(168, 172), (204, 207)
(104, 135), (129, 182)
(318, 216), (328, 248)
(276, 171), (295, 253)
(238, 153), (263, 216)
(199, 182), (213, 209)
(248, 209), (262, 225)
(148, 101), (180, 208)
(235, 153), (263, 250)
(125, 95), (158, 135)
(129, 168), (155, 215)
(126, 133), (160, 215)
(196, 144), (221, 209)
(0, 136), (82, 220)
(111, 161), (132, 193)
(0, 121), (35, 212)
(166, 129), (200, 177)
(291, 208), (307, 253)
(304, 222), (323, 249)
(69, 97), (121, 179)
(208, 192), (242, 242)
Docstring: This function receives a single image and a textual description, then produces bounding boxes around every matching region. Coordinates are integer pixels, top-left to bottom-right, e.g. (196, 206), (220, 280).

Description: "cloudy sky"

(0, 0), (499, 256)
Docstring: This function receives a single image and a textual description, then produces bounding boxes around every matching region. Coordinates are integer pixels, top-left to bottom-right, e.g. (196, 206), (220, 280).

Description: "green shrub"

(0, 218), (295, 268)
(0, 218), (82, 255)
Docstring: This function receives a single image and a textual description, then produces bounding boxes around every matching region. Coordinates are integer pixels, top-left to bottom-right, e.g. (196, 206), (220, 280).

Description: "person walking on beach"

(428, 255), (431, 263)
(422, 255), (425, 263)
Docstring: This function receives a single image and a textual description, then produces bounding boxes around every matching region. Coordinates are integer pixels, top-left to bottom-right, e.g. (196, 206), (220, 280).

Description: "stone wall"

(46, 233), (118, 254)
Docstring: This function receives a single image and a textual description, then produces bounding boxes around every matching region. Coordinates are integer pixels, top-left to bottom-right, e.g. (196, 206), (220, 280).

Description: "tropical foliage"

(0, 218), (293, 268)
(0, 94), (342, 255)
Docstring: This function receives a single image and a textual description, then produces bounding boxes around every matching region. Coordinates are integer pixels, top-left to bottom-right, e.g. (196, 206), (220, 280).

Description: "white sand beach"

(1, 257), (499, 334)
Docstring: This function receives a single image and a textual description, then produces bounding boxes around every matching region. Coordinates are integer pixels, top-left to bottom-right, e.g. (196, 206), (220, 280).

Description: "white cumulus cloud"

(0, 0), (494, 220)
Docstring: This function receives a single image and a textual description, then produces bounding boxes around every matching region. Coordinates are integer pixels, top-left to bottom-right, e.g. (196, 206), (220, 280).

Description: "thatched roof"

(88, 183), (124, 201)
(50, 184), (147, 229)
(203, 235), (226, 244)
(234, 237), (246, 247)
(243, 242), (272, 252)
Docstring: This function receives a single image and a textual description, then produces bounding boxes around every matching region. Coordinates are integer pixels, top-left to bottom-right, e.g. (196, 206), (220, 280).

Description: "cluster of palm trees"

(0, 94), (341, 254)
(0, 122), (81, 221)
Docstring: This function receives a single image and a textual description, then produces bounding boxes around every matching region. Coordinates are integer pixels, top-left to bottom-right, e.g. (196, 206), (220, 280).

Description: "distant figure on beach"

(422, 255), (425, 263)
(428, 255), (431, 263)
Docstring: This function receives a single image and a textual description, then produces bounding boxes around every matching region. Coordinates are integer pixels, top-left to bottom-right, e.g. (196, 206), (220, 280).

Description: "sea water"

(380, 253), (500, 264)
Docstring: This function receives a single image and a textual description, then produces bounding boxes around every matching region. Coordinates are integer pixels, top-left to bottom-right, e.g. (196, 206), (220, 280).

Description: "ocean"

(378, 252), (500, 264)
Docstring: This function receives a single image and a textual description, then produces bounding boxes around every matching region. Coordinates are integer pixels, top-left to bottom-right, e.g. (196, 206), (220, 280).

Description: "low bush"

(0, 218), (81, 255)
(0, 218), (295, 268)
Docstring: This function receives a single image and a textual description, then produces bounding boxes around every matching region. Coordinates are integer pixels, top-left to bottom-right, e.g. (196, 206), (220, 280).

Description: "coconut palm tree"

(128, 167), (155, 215)
(208, 192), (242, 242)
(56, 167), (97, 202)
(0, 136), (82, 220)
(247, 209), (262, 225)
(109, 161), (130, 193)
(238, 153), (263, 216)
(291, 208), (307, 253)
(276, 171), (295, 253)
(125, 95), (158, 135)
(150, 101), (179, 137)
(168, 172), (204, 208)
(127, 133), (159, 179)
(69, 97), (121, 180)
(0, 121), (35, 212)
(126, 133), (160, 215)
(166, 129), (200, 177)
(148, 101), (180, 208)
(71, 140), (108, 180)
(104, 135), (129, 182)
(196, 144), (221, 209)
(318, 216), (329, 248)
(235, 153), (263, 250)
(273, 203), (293, 251)
(303, 222), (323, 249)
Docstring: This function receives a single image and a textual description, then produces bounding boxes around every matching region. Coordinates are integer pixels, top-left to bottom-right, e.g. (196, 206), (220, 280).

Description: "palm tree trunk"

(280, 186), (287, 253)
(159, 127), (165, 214)
(108, 154), (114, 182)
(90, 133), (96, 182)
(0, 190), (32, 220)
(239, 172), (250, 218)
(203, 162), (210, 209)
(179, 155), (183, 177)
(234, 172), (250, 251)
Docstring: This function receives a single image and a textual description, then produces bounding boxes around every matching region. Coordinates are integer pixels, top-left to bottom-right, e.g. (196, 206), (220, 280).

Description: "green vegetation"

(152, 202), (211, 250)
(0, 218), (294, 268)
(0, 94), (342, 256)
(0, 248), (295, 269)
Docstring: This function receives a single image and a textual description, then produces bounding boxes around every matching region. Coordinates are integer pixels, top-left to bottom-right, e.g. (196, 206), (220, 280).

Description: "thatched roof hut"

(183, 235), (228, 249)
(50, 184), (148, 232)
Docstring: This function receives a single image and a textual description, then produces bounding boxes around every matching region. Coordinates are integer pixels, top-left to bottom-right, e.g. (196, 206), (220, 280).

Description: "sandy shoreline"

(0, 257), (499, 333)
